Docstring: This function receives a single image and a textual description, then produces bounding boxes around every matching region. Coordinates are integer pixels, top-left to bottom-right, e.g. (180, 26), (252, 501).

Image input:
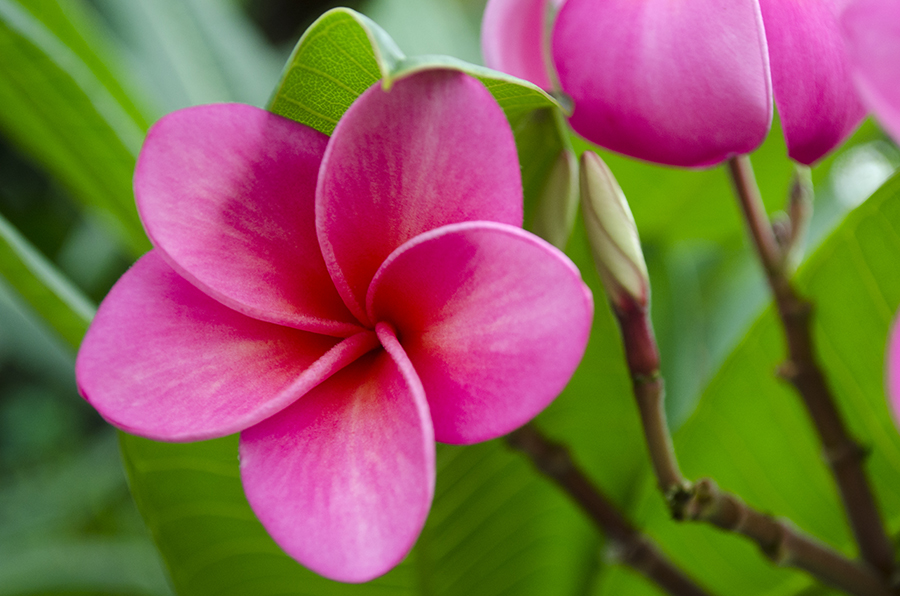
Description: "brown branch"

(507, 423), (713, 596)
(680, 479), (892, 596)
(617, 302), (684, 493)
(614, 306), (893, 596)
(727, 155), (895, 578)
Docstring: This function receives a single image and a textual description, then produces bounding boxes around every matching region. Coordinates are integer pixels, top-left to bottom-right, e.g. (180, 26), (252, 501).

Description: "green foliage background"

(0, 1), (898, 595)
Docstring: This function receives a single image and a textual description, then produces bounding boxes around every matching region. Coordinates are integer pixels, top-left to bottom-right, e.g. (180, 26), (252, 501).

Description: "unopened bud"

(580, 151), (649, 311)
(532, 149), (579, 249)
(783, 166), (812, 273)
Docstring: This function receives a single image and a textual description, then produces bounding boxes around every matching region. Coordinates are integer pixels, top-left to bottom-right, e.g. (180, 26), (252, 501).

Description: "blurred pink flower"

(887, 316), (900, 432)
(75, 70), (593, 582)
(482, 0), (868, 167)
(841, 0), (900, 144)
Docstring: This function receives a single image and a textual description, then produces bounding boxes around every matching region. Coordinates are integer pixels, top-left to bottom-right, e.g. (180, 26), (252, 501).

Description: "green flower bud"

(579, 151), (649, 311)
(532, 148), (579, 249)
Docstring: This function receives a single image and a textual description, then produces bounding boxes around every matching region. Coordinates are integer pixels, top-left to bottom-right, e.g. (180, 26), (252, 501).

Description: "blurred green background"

(0, 1), (898, 595)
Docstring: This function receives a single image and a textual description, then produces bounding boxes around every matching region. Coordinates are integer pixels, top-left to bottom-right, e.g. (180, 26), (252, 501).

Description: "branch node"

(776, 360), (799, 382)
(780, 297), (813, 324)
(823, 440), (868, 466)
(666, 482), (695, 521)
(633, 370), (662, 385)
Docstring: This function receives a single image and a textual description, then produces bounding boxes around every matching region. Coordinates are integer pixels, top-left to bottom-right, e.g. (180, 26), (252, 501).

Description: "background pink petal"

(317, 70), (523, 324)
(552, 0), (772, 167)
(841, 0), (900, 143)
(136, 103), (361, 337)
(887, 315), (900, 430)
(481, 0), (553, 89)
(368, 221), (593, 444)
(76, 251), (378, 442)
(760, 0), (866, 165)
(239, 345), (434, 583)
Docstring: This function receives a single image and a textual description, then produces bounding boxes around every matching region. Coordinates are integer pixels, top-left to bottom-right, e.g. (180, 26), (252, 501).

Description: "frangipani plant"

(1, 2), (900, 596)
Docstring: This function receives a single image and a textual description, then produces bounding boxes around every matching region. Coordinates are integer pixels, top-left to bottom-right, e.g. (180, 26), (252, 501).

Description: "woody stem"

(613, 302), (892, 596)
(507, 423), (713, 596)
(727, 155), (894, 578)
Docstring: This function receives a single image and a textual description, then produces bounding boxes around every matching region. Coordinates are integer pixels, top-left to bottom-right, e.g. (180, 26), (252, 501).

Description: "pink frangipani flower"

(841, 0), (900, 144)
(75, 69), (593, 582)
(481, 0), (868, 167)
(887, 316), (900, 432)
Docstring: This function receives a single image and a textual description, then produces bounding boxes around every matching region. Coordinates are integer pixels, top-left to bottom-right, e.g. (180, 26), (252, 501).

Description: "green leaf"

(267, 7), (559, 137)
(0, 210), (93, 350)
(0, 0), (151, 256)
(593, 174), (900, 595)
(267, 7), (574, 246)
(120, 431), (600, 596)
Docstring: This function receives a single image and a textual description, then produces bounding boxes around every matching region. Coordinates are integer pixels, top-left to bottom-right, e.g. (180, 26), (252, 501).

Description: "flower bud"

(579, 151), (649, 311)
(532, 148), (579, 249)
(783, 166), (812, 273)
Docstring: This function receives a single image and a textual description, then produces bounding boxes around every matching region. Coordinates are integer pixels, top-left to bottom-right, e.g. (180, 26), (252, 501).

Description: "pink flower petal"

(552, 0), (772, 167)
(887, 315), (900, 429)
(136, 103), (362, 337)
(368, 222), (593, 444)
(481, 0), (553, 89)
(239, 339), (434, 583)
(75, 251), (379, 442)
(842, 0), (900, 142)
(760, 0), (866, 165)
(317, 70), (523, 324)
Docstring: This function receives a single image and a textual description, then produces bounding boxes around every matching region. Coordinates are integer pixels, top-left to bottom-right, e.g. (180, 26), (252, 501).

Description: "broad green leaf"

(267, 7), (574, 248)
(267, 7), (559, 137)
(119, 432), (596, 596)
(0, 210), (93, 350)
(593, 174), (900, 595)
(0, 0), (150, 256)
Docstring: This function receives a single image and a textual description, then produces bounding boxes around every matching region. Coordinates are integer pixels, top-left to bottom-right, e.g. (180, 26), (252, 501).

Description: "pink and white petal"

(481, 0), (553, 89)
(760, 0), (866, 165)
(239, 345), (434, 583)
(842, 0), (900, 143)
(552, 0), (771, 167)
(368, 222), (593, 444)
(136, 103), (361, 337)
(75, 251), (378, 442)
(317, 70), (523, 324)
